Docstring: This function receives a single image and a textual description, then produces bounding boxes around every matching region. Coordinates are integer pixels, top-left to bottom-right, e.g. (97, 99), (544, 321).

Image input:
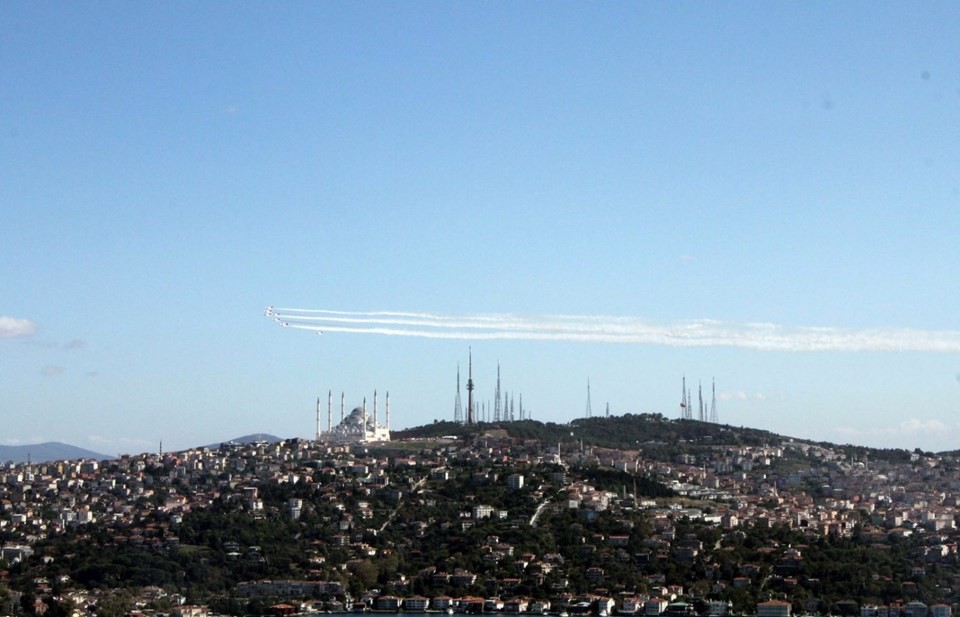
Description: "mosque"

(316, 390), (391, 444)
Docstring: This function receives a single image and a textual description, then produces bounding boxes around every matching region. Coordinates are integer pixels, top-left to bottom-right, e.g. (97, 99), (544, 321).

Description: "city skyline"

(2, 3), (959, 454)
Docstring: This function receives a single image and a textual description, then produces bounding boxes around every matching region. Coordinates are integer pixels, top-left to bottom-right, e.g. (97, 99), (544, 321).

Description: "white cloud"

(0, 316), (37, 339)
(268, 308), (960, 352)
(718, 391), (766, 401)
(834, 419), (956, 448)
(897, 418), (949, 432)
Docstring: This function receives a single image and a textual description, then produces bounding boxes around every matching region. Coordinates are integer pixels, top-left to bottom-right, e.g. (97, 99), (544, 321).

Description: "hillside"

(0, 442), (113, 464)
(393, 414), (918, 464)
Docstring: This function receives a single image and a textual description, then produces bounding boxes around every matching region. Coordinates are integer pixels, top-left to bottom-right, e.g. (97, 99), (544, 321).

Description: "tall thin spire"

(698, 381), (704, 422)
(316, 397), (321, 440)
(373, 390), (378, 428)
(710, 379), (719, 423)
(519, 393), (524, 420)
(386, 391), (391, 431)
(606, 402), (610, 418)
(362, 397), (368, 440)
(466, 347), (475, 425)
(681, 375), (689, 420)
(454, 364), (463, 424)
(494, 362), (502, 423)
(341, 392), (345, 423)
(585, 379), (593, 418)
(328, 390), (333, 433)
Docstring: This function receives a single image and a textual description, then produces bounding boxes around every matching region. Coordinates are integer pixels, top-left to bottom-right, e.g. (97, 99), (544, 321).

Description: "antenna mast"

(698, 381), (704, 422)
(681, 375), (689, 420)
(494, 362), (502, 422)
(454, 364), (463, 424)
(585, 379), (593, 418)
(466, 348), (475, 424)
(710, 379), (719, 423)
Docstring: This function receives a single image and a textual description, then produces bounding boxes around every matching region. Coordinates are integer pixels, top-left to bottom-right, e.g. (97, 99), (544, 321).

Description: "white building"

(319, 392), (391, 444)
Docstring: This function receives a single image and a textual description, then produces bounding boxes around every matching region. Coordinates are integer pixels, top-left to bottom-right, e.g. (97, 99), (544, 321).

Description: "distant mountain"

(206, 433), (284, 448)
(0, 442), (114, 464)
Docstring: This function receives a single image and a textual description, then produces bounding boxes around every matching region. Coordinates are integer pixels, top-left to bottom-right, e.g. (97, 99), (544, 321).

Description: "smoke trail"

(266, 307), (960, 352)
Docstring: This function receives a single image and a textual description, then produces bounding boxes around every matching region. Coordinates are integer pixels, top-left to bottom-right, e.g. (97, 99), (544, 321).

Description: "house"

(504, 598), (529, 613)
(596, 598), (615, 616)
(645, 598), (669, 616)
(431, 597), (454, 611)
(619, 598), (643, 615)
(404, 597), (429, 612)
(373, 596), (401, 611)
(757, 600), (791, 617)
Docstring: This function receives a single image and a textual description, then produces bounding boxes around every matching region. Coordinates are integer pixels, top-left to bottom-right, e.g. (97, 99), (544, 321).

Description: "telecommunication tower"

(698, 381), (705, 422)
(710, 379), (719, 423)
(680, 375), (689, 420)
(466, 348), (475, 424)
(494, 362), (502, 422)
(454, 364), (463, 424)
(585, 379), (593, 418)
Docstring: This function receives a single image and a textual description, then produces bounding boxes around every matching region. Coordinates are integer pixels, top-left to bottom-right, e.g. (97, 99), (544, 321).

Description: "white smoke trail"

(267, 307), (960, 352)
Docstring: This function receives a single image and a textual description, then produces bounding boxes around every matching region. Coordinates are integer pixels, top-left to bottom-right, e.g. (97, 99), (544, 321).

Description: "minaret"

(519, 393), (524, 420)
(327, 390), (333, 432)
(386, 391), (391, 432)
(466, 347), (475, 424)
(374, 390), (379, 429)
(340, 392), (345, 423)
(362, 397), (368, 441)
(316, 397), (321, 440)
(606, 402), (610, 418)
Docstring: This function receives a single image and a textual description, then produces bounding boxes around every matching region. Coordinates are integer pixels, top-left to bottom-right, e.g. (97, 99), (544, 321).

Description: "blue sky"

(2, 2), (959, 455)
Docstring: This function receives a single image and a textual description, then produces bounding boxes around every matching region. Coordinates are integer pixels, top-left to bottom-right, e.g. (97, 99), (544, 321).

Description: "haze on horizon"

(2, 3), (959, 455)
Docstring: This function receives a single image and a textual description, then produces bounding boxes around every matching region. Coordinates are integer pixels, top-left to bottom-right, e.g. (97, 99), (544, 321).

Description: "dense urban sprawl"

(2, 416), (960, 617)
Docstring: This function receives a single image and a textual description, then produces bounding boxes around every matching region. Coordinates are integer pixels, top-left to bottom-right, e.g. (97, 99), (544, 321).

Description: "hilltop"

(0, 442), (113, 464)
(393, 414), (918, 463)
